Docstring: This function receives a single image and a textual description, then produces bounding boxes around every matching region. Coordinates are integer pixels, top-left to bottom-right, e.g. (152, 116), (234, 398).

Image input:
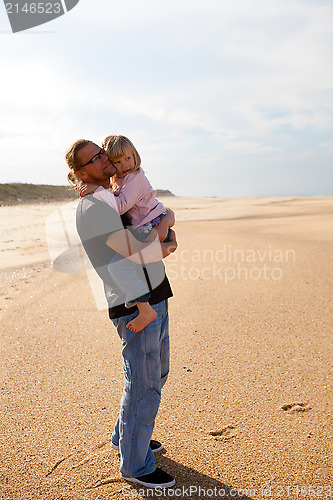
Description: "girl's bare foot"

(126, 302), (157, 333)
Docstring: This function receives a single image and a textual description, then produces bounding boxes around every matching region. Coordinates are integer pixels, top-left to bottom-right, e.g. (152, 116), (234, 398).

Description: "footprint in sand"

(45, 440), (114, 477)
(281, 402), (311, 413)
(209, 425), (236, 442)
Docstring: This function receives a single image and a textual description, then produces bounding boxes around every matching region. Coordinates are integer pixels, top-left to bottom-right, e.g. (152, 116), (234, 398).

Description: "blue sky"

(0, 0), (332, 197)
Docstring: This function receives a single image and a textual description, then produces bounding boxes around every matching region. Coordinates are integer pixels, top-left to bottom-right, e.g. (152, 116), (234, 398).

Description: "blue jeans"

(111, 300), (170, 478)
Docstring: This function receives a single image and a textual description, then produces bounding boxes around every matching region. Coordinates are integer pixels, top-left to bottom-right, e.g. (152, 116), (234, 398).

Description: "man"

(65, 140), (177, 488)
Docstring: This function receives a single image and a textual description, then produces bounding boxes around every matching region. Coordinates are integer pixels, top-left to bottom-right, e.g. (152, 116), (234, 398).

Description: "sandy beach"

(0, 196), (332, 499)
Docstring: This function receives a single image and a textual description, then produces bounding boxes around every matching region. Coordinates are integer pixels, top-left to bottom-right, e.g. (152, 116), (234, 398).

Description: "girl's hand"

(78, 182), (99, 197)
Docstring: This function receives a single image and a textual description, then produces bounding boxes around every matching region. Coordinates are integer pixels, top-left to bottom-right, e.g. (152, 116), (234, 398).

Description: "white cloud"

(320, 139), (333, 155)
(225, 141), (283, 154)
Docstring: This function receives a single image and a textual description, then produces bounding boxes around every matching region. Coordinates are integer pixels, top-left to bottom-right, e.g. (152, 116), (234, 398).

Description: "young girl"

(79, 135), (174, 333)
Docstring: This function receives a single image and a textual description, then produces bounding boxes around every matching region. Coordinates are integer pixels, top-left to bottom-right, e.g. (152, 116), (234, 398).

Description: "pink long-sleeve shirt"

(93, 169), (166, 227)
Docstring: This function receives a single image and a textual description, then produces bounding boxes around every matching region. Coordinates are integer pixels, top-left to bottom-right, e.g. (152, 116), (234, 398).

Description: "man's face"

(76, 142), (116, 184)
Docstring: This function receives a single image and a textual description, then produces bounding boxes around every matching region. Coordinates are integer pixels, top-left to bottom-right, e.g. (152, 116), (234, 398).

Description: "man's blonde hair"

(65, 139), (91, 186)
(102, 135), (141, 172)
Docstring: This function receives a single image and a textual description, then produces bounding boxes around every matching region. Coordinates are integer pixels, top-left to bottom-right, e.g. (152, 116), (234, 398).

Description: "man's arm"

(106, 228), (177, 264)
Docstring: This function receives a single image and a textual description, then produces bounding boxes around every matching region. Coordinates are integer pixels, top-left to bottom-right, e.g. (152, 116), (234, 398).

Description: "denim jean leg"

(111, 416), (120, 447)
(160, 300), (170, 389)
(111, 300), (169, 478)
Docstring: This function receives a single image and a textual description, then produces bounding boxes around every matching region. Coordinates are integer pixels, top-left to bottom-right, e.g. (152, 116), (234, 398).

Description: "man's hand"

(161, 229), (177, 258)
(106, 227), (177, 264)
(154, 208), (175, 241)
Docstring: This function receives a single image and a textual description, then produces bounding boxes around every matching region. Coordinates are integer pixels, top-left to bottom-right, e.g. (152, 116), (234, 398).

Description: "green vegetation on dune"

(0, 183), (175, 205)
(155, 189), (175, 197)
(0, 183), (78, 204)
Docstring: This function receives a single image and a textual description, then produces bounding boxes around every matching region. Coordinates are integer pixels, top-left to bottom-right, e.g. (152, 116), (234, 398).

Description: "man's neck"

(96, 180), (110, 189)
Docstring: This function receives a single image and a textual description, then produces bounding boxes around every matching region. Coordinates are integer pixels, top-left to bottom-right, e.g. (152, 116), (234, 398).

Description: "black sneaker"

(111, 439), (163, 453)
(123, 467), (175, 488)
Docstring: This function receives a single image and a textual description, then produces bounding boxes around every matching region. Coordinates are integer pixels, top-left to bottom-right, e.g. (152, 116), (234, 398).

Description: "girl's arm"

(91, 186), (119, 212)
(112, 172), (147, 215)
(77, 182), (118, 213)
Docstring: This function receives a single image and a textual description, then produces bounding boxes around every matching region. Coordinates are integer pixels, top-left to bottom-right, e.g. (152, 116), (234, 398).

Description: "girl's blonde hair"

(102, 135), (141, 172)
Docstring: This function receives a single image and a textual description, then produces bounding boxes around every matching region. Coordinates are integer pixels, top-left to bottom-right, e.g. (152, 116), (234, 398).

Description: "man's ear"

(76, 170), (87, 182)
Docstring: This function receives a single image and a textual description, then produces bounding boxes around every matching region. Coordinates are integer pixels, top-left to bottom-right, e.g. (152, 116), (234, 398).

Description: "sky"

(0, 0), (332, 197)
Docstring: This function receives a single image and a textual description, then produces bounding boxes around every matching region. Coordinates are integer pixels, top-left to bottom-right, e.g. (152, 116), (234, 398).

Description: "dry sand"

(0, 197), (332, 499)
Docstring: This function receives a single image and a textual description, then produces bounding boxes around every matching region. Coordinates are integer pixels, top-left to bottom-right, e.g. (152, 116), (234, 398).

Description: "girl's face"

(112, 151), (136, 178)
